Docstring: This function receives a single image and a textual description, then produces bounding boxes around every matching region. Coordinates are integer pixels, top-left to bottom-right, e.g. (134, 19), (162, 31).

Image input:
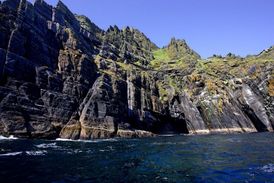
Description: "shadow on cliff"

(127, 108), (189, 135)
(242, 105), (268, 132)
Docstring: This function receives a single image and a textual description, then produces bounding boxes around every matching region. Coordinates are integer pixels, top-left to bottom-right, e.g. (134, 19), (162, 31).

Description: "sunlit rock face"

(0, 0), (273, 139)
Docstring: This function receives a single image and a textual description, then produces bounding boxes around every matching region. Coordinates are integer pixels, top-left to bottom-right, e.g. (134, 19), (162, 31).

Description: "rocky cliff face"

(0, 0), (273, 139)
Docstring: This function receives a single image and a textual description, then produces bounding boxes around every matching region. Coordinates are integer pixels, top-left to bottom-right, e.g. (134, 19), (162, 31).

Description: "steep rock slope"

(0, 0), (273, 139)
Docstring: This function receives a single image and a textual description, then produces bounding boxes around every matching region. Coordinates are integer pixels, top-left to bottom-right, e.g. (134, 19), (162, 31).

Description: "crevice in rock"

(141, 109), (189, 134)
(196, 105), (210, 129)
(21, 110), (32, 138)
(242, 104), (268, 132)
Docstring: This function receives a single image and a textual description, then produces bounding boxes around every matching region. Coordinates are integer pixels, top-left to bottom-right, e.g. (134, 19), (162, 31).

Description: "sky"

(27, 0), (274, 58)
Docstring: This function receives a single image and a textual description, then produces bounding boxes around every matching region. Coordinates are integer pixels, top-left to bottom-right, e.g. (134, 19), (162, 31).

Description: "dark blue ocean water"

(0, 133), (273, 183)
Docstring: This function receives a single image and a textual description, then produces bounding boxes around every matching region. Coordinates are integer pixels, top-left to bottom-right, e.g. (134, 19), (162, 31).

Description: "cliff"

(0, 0), (273, 140)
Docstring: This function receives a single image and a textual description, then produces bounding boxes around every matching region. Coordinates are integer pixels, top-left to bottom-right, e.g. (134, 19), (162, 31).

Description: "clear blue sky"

(28, 0), (274, 58)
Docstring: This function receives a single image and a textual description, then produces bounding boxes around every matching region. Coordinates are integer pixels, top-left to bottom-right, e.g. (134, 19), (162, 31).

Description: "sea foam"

(0, 152), (22, 157)
(25, 150), (47, 156)
(56, 138), (118, 143)
(260, 164), (274, 173)
(0, 135), (18, 140)
(35, 143), (59, 149)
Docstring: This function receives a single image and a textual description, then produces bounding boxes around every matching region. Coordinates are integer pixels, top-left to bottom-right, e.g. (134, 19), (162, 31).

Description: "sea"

(0, 132), (273, 183)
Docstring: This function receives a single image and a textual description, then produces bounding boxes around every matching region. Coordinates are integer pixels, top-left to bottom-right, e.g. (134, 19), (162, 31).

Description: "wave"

(25, 150), (47, 156)
(0, 152), (22, 156)
(226, 138), (242, 143)
(152, 142), (176, 145)
(260, 164), (274, 173)
(55, 138), (76, 142)
(35, 143), (59, 149)
(56, 138), (118, 143)
(0, 150), (47, 157)
(98, 145), (115, 152)
(152, 141), (187, 145)
(158, 134), (176, 137)
(0, 135), (18, 140)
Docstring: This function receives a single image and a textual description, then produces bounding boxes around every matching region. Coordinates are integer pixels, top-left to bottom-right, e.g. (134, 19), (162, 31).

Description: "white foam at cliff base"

(0, 152), (22, 156)
(56, 138), (75, 142)
(56, 138), (118, 143)
(0, 135), (18, 140)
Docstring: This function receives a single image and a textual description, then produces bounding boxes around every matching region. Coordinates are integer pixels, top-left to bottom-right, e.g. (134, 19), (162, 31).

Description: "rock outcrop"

(0, 0), (273, 140)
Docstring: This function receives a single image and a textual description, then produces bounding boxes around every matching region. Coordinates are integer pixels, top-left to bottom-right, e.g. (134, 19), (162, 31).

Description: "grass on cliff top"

(150, 48), (195, 70)
(153, 49), (170, 61)
(195, 56), (274, 80)
(150, 49), (170, 69)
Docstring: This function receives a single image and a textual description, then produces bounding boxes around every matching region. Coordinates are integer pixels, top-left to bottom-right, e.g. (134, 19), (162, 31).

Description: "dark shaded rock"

(34, 0), (53, 20)
(169, 94), (208, 134)
(0, 86), (58, 138)
(76, 15), (103, 41)
(197, 97), (257, 134)
(241, 84), (273, 131)
(41, 90), (78, 125)
(36, 66), (63, 92)
(0, 49), (6, 81)
(1, 0), (20, 10)
(4, 52), (36, 82)
(55, 0), (80, 32)
(7, 28), (26, 56)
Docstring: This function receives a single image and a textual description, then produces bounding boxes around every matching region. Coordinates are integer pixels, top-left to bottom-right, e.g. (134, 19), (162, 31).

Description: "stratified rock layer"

(0, 0), (273, 139)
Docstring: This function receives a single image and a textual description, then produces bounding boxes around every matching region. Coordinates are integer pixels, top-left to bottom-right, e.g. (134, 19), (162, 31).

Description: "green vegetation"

(268, 79), (274, 96)
(149, 39), (201, 70)
(116, 61), (131, 70)
(153, 49), (170, 61)
(194, 55), (274, 81)
(150, 49), (170, 69)
(157, 81), (170, 102)
(150, 48), (197, 71)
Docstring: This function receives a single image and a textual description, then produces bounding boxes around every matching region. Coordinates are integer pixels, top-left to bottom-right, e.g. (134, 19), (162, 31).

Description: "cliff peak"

(56, 0), (66, 9)
(166, 37), (200, 60)
(103, 25), (158, 62)
(75, 15), (103, 34)
(258, 45), (274, 59)
(169, 37), (187, 46)
(56, 0), (74, 16)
